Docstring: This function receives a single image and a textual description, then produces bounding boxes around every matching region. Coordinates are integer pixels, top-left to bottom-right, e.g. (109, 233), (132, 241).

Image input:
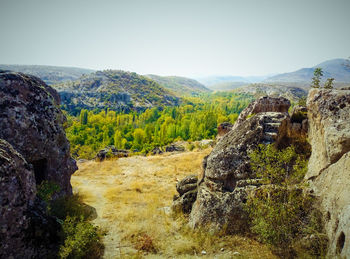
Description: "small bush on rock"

(245, 144), (327, 257)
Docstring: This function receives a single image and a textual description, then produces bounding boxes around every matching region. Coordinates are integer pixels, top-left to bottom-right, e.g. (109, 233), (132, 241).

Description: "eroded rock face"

(306, 88), (350, 257)
(233, 96), (290, 131)
(172, 175), (198, 214)
(0, 139), (36, 258)
(0, 71), (77, 196)
(189, 96), (291, 232)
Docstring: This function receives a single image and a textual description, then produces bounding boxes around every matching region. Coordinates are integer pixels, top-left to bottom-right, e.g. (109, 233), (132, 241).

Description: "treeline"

(65, 93), (253, 159)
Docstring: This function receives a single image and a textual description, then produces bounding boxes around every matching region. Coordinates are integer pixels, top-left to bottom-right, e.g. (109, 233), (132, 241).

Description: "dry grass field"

(71, 149), (277, 259)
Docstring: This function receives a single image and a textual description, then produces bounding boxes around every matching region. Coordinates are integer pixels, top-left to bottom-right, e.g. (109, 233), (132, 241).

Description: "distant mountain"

(145, 74), (211, 96)
(53, 70), (180, 114)
(233, 83), (307, 102)
(265, 59), (350, 85)
(207, 81), (248, 91)
(0, 64), (95, 85)
(196, 75), (271, 91)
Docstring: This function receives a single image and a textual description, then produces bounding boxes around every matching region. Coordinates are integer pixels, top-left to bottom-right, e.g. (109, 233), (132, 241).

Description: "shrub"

(48, 195), (104, 258)
(59, 216), (104, 259)
(245, 144), (327, 256)
(37, 180), (60, 205)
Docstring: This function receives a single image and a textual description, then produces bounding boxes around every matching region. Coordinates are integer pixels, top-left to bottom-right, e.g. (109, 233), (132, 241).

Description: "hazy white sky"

(0, 0), (349, 77)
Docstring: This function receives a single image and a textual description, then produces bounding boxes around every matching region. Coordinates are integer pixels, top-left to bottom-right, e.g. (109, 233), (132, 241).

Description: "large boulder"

(0, 71), (77, 196)
(0, 139), (37, 258)
(0, 71), (77, 257)
(306, 88), (350, 257)
(189, 96), (291, 232)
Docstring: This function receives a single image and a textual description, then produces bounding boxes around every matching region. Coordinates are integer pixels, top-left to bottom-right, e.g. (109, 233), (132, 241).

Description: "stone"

(165, 143), (185, 152)
(0, 71), (77, 257)
(0, 71), (77, 196)
(232, 96), (290, 131)
(0, 139), (36, 258)
(172, 174), (198, 214)
(189, 96), (291, 232)
(151, 146), (163, 155)
(306, 88), (350, 257)
(96, 146), (129, 161)
(190, 112), (290, 232)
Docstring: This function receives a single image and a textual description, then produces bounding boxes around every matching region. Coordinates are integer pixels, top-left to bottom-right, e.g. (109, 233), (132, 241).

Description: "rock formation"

(96, 146), (129, 161)
(189, 97), (291, 232)
(0, 71), (77, 257)
(0, 139), (37, 257)
(172, 175), (198, 214)
(0, 71), (77, 196)
(306, 88), (350, 257)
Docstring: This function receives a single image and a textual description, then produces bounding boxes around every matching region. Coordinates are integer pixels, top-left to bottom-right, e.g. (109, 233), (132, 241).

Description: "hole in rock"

(336, 231), (345, 254)
(30, 158), (48, 185)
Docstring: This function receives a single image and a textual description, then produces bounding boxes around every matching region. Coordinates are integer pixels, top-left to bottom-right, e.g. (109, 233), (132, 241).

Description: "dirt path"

(71, 150), (210, 258)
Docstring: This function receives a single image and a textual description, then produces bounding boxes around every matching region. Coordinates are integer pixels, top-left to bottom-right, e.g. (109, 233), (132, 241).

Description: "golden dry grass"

(71, 149), (277, 259)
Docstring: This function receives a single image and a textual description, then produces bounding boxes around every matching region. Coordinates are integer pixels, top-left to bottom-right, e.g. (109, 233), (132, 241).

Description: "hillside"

(0, 64), (94, 85)
(196, 75), (270, 90)
(145, 74), (211, 96)
(265, 58), (350, 85)
(207, 81), (248, 91)
(53, 70), (180, 114)
(233, 83), (307, 102)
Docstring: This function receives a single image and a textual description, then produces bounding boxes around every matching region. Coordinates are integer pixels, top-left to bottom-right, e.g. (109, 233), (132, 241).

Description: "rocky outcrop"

(96, 146), (129, 161)
(0, 71), (77, 196)
(189, 97), (291, 232)
(165, 143), (185, 152)
(232, 96), (290, 131)
(172, 175), (198, 214)
(306, 88), (350, 257)
(0, 71), (77, 258)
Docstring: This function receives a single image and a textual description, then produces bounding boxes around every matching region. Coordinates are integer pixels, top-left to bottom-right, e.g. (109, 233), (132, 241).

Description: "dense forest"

(65, 92), (253, 159)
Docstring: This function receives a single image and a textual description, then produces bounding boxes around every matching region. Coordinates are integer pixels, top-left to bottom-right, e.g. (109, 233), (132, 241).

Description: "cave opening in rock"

(336, 231), (345, 254)
(30, 159), (48, 185)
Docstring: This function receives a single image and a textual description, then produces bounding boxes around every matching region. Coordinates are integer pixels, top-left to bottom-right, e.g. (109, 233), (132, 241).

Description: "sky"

(0, 0), (349, 77)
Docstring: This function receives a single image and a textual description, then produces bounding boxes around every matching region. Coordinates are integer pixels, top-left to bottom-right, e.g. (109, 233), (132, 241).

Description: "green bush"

(59, 216), (104, 259)
(37, 180), (60, 204)
(245, 144), (327, 256)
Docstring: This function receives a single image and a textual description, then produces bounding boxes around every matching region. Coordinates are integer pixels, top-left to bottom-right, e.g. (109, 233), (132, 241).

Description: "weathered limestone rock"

(232, 96), (290, 131)
(172, 175), (198, 214)
(0, 71), (77, 196)
(0, 139), (36, 258)
(189, 96), (291, 232)
(306, 88), (350, 257)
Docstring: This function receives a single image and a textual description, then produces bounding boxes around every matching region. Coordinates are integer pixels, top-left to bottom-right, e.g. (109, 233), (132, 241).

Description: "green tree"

(114, 130), (124, 149)
(311, 67), (323, 88)
(80, 109), (88, 125)
(133, 128), (146, 150)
